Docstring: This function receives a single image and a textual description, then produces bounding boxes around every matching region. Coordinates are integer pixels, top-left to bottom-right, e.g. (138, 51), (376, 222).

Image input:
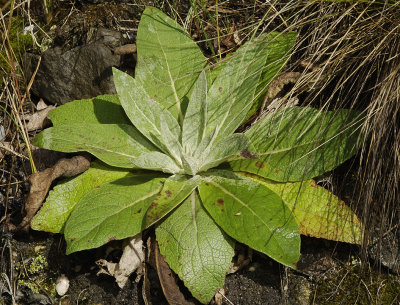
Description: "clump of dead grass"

(181, 1), (400, 257)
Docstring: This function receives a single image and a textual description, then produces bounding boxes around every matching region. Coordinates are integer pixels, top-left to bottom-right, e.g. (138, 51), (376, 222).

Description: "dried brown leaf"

(9, 155), (90, 232)
(154, 240), (195, 305)
(24, 105), (55, 131)
(96, 234), (145, 288)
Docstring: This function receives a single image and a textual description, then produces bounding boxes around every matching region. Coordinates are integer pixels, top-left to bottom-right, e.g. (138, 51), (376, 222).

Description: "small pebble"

(56, 275), (70, 296)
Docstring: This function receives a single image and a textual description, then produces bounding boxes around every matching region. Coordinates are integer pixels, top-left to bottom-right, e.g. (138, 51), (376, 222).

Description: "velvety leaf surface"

(230, 107), (364, 182)
(247, 32), (297, 119)
(113, 69), (181, 155)
(64, 174), (165, 254)
(198, 172), (300, 268)
(240, 173), (362, 244)
(132, 151), (181, 174)
(145, 175), (200, 227)
(182, 70), (207, 153)
(159, 115), (183, 164)
(206, 32), (297, 140)
(135, 7), (207, 122)
(199, 133), (250, 172)
(33, 123), (157, 168)
(31, 162), (132, 233)
(49, 94), (130, 126)
(156, 192), (235, 304)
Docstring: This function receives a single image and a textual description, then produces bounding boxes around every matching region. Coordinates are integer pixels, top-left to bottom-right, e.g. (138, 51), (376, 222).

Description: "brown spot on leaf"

(95, 185), (101, 188)
(219, 87), (223, 92)
(255, 161), (265, 168)
(136, 208), (142, 214)
(88, 239), (91, 243)
(221, 209), (224, 212)
(70, 237), (76, 241)
(240, 149), (257, 159)
(274, 169), (279, 174)
(165, 190), (172, 197)
(217, 198), (224, 206)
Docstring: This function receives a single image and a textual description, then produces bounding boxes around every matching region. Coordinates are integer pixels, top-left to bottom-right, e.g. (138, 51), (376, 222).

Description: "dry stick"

(1, 5), (37, 173)
(215, 0), (221, 60)
(7, 83), (37, 174)
(20, 56), (42, 111)
(4, 155), (15, 225)
(0, 1), (11, 12)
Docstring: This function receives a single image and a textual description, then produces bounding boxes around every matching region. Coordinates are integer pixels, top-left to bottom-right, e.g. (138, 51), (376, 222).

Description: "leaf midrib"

(206, 179), (285, 255)
(156, 30), (183, 124)
(50, 135), (143, 160)
(70, 185), (163, 242)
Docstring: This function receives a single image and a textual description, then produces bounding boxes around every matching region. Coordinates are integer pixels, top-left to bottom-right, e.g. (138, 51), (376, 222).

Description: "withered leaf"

(10, 155), (90, 232)
(155, 240), (195, 305)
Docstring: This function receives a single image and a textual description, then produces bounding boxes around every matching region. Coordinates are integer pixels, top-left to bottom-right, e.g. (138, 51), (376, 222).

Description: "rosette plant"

(31, 7), (363, 303)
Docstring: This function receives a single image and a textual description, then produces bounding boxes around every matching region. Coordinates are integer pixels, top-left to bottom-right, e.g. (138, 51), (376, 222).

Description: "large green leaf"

(182, 70), (207, 153)
(206, 32), (297, 140)
(198, 172), (300, 268)
(113, 68), (182, 156)
(33, 123), (157, 168)
(135, 7), (208, 122)
(31, 162), (132, 233)
(246, 32), (297, 120)
(132, 151), (181, 174)
(145, 175), (200, 227)
(230, 107), (364, 182)
(156, 191), (234, 304)
(49, 94), (130, 126)
(240, 173), (362, 244)
(199, 133), (250, 172)
(159, 115), (183, 164)
(64, 174), (165, 254)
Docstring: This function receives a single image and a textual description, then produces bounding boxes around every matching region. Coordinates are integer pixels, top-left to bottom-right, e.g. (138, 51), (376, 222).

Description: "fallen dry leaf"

(114, 44), (137, 55)
(36, 99), (48, 111)
(261, 71), (301, 111)
(96, 234), (145, 288)
(8, 155), (90, 232)
(154, 240), (195, 305)
(24, 102), (55, 131)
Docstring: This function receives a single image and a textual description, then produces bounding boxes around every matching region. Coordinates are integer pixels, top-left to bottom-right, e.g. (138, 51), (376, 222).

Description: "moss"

(16, 244), (58, 297)
(314, 265), (400, 304)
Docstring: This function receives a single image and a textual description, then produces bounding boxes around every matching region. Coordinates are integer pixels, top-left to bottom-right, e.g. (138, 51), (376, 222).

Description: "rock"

(288, 276), (312, 305)
(368, 228), (400, 273)
(26, 28), (122, 105)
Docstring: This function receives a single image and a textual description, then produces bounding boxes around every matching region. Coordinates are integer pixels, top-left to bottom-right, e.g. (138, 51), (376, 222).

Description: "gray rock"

(368, 227), (400, 273)
(26, 28), (122, 105)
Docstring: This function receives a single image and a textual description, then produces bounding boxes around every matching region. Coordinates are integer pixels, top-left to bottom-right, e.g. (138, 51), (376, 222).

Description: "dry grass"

(176, 0), (400, 252)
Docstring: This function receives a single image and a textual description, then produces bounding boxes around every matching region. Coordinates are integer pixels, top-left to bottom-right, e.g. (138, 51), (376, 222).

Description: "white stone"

(55, 275), (69, 296)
